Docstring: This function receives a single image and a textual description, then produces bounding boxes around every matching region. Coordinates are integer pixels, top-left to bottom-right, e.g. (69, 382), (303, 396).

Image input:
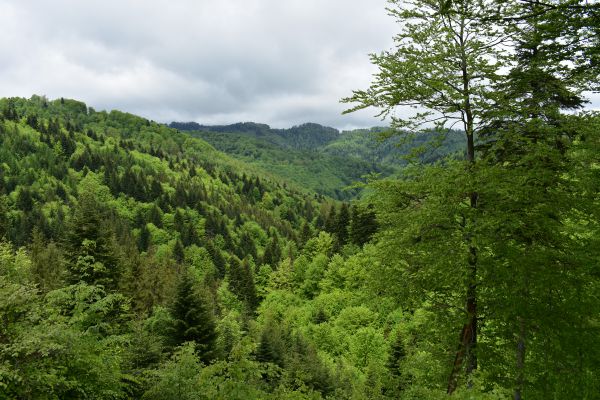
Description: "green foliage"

(342, 0), (600, 397)
(228, 257), (258, 311)
(1, 5), (599, 394)
(142, 343), (205, 400)
(256, 319), (286, 367)
(176, 122), (462, 200)
(168, 271), (217, 363)
(0, 95), (335, 399)
(66, 190), (119, 288)
(0, 249), (129, 399)
(349, 204), (378, 246)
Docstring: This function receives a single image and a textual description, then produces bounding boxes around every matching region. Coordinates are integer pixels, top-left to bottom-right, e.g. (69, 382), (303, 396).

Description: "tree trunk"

(514, 317), (526, 400)
(447, 13), (479, 393)
(447, 239), (478, 394)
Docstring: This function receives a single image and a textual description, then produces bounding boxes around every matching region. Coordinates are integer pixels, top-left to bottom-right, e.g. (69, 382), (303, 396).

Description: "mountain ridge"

(169, 120), (465, 199)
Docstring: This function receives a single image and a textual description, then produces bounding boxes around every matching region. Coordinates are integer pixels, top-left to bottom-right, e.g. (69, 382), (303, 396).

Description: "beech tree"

(344, 0), (600, 396)
(343, 0), (510, 390)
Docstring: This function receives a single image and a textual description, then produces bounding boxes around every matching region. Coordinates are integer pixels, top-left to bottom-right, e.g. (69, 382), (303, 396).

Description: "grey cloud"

(0, 0), (394, 127)
(0, 0), (398, 129)
(6, 1), (594, 130)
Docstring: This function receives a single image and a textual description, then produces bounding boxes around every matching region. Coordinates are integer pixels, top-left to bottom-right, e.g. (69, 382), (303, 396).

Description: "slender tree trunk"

(514, 317), (526, 400)
(466, 239), (478, 377)
(447, 13), (478, 392)
(447, 222), (478, 395)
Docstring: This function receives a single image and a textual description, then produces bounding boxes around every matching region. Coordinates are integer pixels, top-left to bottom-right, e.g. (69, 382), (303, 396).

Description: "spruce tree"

(66, 192), (118, 288)
(262, 235), (281, 269)
(476, 4), (600, 397)
(256, 323), (284, 367)
(16, 187), (33, 212)
(238, 231), (257, 260)
(349, 204), (378, 246)
(148, 203), (163, 228)
(174, 209), (185, 235)
(387, 333), (406, 381)
(323, 204), (337, 233)
(30, 227), (65, 292)
(137, 224), (150, 252)
(205, 241), (226, 279)
(0, 196), (7, 239)
(173, 239), (185, 264)
(169, 271), (217, 363)
(334, 203), (350, 246)
(299, 221), (312, 246)
(228, 256), (258, 311)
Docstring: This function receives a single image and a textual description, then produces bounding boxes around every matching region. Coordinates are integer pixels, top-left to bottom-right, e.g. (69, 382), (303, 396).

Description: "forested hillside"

(1, 0), (600, 399)
(0, 96), (382, 399)
(170, 122), (463, 199)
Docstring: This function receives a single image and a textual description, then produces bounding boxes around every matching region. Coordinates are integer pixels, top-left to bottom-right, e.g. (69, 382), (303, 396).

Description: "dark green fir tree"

(349, 204), (378, 246)
(66, 192), (118, 288)
(169, 270), (218, 363)
(173, 239), (185, 264)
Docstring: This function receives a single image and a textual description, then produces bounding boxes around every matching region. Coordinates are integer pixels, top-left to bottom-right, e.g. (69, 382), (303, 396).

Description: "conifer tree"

(387, 333), (406, 386)
(205, 241), (226, 279)
(169, 271), (217, 363)
(334, 203), (350, 246)
(16, 187), (33, 212)
(262, 235), (281, 269)
(174, 182), (187, 207)
(238, 231), (257, 260)
(29, 227), (65, 292)
(137, 224), (150, 252)
(66, 192), (118, 288)
(256, 323), (284, 367)
(0, 196), (7, 239)
(150, 179), (163, 199)
(476, 3), (600, 397)
(173, 239), (185, 264)
(299, 221), (312, 246)
(349, 204), (378, 246)
(323, 204), (337, 233)
(148, 203), (163, 228)
(228, 256), (258, 311)
(174, 209), (185, 235)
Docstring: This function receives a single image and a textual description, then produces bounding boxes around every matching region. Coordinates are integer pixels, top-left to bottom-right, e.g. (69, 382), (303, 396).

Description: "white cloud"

(0, 0), (397, 128)
(3, 1), (595, 129)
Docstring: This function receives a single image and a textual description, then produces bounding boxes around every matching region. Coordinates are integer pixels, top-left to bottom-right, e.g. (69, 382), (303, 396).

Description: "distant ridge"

(170, 121), (272, 134)
(169, 121), (341, 150)
(170, 120), (464, 199)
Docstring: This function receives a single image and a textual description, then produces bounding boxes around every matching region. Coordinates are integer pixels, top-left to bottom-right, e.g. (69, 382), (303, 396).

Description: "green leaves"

(344, 0), (507, 137)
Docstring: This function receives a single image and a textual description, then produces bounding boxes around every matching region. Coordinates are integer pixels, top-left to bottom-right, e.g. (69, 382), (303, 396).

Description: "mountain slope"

(0, 96), (390, 399)
(0, 96), (326, 255)
(170, 121), (465, 199)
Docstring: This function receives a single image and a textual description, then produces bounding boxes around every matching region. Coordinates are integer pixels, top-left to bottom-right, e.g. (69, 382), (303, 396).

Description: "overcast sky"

(0, 0), (400, 129)
(1, 1), (598, 130)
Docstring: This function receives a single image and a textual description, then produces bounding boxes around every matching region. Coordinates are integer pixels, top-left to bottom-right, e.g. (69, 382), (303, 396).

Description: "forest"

(169, 121), (464, 200)
(1, 0), (599, 399)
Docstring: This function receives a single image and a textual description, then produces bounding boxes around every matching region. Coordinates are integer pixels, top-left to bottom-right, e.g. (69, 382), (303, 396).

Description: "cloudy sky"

(2, 1), (598, 130)
(0, 0), (400, 129)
